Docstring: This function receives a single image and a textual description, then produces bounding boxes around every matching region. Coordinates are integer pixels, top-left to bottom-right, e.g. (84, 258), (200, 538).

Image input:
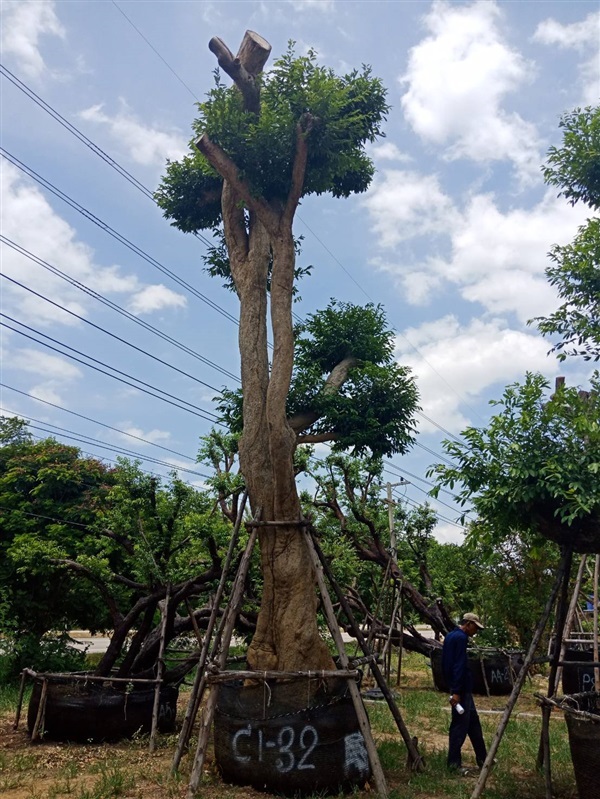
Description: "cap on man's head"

(463, 612), (485, 630)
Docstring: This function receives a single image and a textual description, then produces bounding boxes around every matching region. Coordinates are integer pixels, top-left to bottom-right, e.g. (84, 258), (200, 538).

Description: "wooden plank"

(150, 583), (170, 752)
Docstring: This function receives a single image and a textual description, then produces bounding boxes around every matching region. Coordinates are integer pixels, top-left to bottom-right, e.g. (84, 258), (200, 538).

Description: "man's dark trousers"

(447, 693), (487, 769)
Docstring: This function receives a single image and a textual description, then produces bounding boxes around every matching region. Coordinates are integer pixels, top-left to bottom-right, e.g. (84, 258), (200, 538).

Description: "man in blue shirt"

(441, 612), (488, 774)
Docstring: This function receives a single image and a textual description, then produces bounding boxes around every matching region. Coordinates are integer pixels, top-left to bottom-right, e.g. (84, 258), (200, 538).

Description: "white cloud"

(78, 101), (188, 167)
(432, 520), (465, 545)
(395, 315), (555, 433)
(400, 0), (540, 180)
(534, 12), (600, 104)
(128, 285), (188, 315)
(424, 190), (589, 322)
(0, 0), (64, 79)
(28, 382), (67, 406)
(115, 425), (171, 445)
(288, 0), (335, 12)
(362, 169), (458, 248)
(365, 173), (589, 322)
(11, 349), (82, 382)
(1, 164), (186, 325)
(369, 142), (413, 163)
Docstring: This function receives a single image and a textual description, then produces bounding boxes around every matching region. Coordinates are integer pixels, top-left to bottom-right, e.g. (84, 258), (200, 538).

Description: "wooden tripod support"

(174, 518), (425, 798)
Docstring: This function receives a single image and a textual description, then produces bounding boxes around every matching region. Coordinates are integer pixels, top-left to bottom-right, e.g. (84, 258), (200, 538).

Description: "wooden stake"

(13, 670), (27, 730)
(303, 528), (388, 799)
(594, 554), (599, 691)
(555, 554), (587, 691)
(396, 587), (404, 687)
(470, 550), (569, 799)
(172, 492), (248, 772)
(309, 530), (423, 771)
(30, 678), (48, 742)
(187, 525), (258, 798)
(150, 583), (170, 752)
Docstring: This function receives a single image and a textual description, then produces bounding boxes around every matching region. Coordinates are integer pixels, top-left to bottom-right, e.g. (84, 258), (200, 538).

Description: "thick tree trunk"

(244, 231), (333, 671)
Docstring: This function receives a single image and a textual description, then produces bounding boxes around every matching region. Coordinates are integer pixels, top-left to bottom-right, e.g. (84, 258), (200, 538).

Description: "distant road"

(68, 625), (435, 655)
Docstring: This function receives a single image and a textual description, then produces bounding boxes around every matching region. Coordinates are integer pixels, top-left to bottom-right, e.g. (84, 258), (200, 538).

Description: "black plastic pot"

(430, 648), (524, 696)
(27, 674), (178, 742)
(214, 676), (371, 795)
(562, 691), (600, 799)
(561, 649), (596, 695)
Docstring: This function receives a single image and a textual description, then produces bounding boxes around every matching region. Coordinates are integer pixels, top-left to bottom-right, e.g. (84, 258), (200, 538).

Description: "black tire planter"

(27, 674), (178, 742)
(562, 649), (596, 695)
(214, 676), (371, 795)
(430, 648), (524, 696)
(561, 692), (600, 799)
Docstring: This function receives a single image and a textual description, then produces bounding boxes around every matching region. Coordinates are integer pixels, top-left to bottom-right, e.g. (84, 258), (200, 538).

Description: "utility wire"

(2, 414), (210, 478)
(1, 315), (223, 424)
(1, 271), (226, 394)
(0, 383), (198, 462)
(1, 235), (239, 382)
(1, 148), (239, 326)
(111, 1), (200, 101)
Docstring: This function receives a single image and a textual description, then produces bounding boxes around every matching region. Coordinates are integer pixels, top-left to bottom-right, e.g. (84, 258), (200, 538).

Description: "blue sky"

(1, 0), (598, 542)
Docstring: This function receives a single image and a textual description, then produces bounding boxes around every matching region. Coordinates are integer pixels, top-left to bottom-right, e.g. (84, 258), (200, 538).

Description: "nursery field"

(0, 653), (578, 799)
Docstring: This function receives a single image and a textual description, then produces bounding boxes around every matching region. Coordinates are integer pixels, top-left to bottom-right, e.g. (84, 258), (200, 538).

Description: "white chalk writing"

(343, 731), (369, 778)
(230, 723), (320, 773)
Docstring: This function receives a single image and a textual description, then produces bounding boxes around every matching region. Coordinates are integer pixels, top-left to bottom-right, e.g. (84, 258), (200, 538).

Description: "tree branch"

(289, 356), (360, 433)
(283, 114), (315, 227)
(208, 37), (261, 114)
(195, 134), (278, 235)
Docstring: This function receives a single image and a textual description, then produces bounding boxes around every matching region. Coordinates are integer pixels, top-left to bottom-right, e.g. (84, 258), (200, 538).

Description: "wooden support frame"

(150, 582), (170, 752)
(181, 517), (415, 799)
(303, 526), (388, 798)
(308, 527), (424, 772)
(470, 549), (570, 799)
(171, 492), (248, 773)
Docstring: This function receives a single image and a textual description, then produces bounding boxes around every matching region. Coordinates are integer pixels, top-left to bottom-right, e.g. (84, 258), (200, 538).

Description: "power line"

(111, 1), (200, 101)
(1, 148), (239, 326)
(0, 383), (198, 462)
(1, 412), (211, 479)
(1, 235), (239, 383)
(1, 314), (223, 424)
(0, 271), (227, 395)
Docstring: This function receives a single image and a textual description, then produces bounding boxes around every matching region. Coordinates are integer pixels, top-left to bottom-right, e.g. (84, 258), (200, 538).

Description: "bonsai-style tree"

(156, 33), (419, 671)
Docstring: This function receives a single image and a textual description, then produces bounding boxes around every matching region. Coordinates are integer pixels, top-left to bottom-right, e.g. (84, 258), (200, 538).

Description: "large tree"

(532, 105), (600, 361)
(156, 34), (419, 670)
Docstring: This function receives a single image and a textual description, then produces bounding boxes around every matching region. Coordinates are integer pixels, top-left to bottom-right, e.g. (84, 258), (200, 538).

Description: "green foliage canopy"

(533, 105), (600, 361)
(155, 45), (389, 232)
(428, 373), (600, 551)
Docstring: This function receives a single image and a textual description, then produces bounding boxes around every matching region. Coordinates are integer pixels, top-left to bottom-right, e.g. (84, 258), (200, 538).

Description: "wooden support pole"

(309, 530), (424, 771)
(30, 678), (48, 742)
(172, 492), (248, 772)
(470, 550), (569, 799)
(207, 668), (359, 683)
(555, 555), (587, 691)
(594, 554), (599, 691)
(150, 583), (170, 752)
(536, 547), (573, 791)
(396, 587), (404, 687)
(13, 670), (27, 730)
(187, 525), (258, 798)
(304, 528), (388, 799)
